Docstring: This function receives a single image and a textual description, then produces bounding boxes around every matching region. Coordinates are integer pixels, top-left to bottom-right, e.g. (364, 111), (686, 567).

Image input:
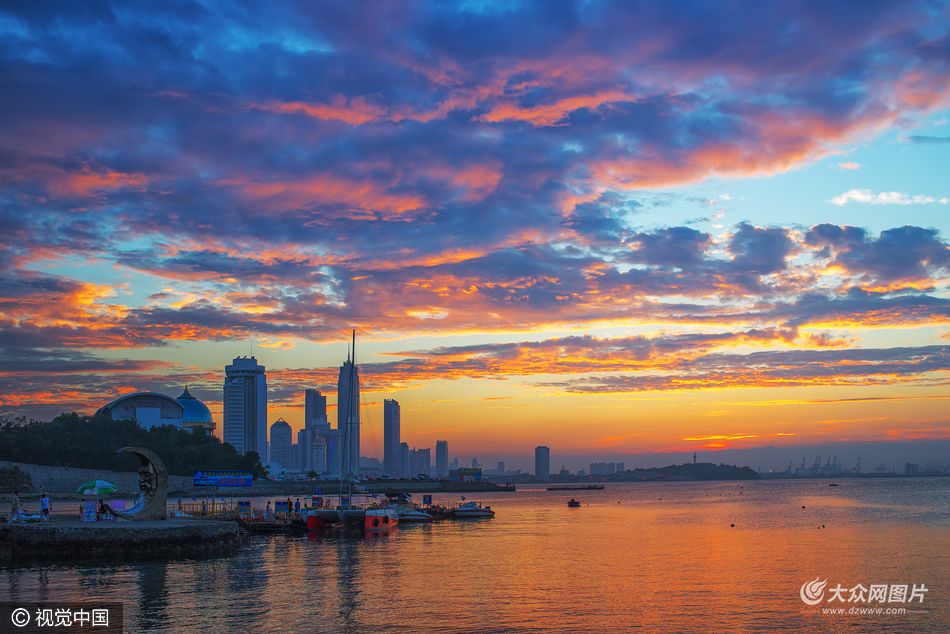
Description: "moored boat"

(452, 501), (495, 519)
(385, 493), (433, 523)
(396, 506), (433, 523)
(364, 507), (399, 531)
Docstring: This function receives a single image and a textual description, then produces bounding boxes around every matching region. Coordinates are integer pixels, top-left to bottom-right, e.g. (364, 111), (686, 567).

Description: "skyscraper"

(399, 442), (409, 477)
(297, 428), (309, 471)
(535, 445), (550, 482)
(383, 399), (401, 475)
(305, 389), (328, 430)
(436, 440), (449, 478)
(310, 434), (327, 474)
(269, 418), (292, 468)
(420, 447), (431, 476)
(326, 429), (341, 474)
(223, 356), (267, 457)
(337, 332), (361, 477)
(408, 447), (431, 477)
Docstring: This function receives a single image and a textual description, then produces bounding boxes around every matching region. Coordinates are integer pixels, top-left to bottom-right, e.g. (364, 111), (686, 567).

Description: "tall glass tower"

(383, 399), (401, 475)
(436, 440), (449, 478)
(337, 332), (361, 477)
(535, 445), (551, 482)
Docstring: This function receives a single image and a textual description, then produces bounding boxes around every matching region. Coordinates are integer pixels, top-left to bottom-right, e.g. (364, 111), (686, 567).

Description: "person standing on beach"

(40, 492), (50, 521)
(11, 490), (21, 518)
(294, 497), (301, 515)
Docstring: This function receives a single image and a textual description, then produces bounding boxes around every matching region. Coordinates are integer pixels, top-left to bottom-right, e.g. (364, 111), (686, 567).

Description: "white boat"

(396, 506), (433, 523)
(452, 501), (495, 519)
(384, 493), (433, 523)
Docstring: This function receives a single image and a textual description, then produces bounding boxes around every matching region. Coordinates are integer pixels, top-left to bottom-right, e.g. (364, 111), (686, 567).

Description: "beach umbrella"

(76, 480), (118, 496)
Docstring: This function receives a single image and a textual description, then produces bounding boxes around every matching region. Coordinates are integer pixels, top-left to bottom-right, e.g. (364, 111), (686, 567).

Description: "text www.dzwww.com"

(822, 606), (907, 616)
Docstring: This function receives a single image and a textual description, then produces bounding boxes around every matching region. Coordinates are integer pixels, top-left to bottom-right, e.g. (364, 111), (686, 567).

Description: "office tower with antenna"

(337, 330), (361, 478)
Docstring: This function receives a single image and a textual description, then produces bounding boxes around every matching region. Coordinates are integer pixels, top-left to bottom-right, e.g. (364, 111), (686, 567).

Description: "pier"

(0, 519), (242, 563)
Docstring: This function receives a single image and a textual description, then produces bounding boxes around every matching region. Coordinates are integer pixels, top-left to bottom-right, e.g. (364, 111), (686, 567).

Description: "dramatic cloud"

(805, 224), (950, 288)
(545, 346), (950, 393)
(1, 1), (949, 423)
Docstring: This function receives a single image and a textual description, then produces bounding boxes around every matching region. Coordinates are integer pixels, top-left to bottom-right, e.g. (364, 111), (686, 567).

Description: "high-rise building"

(497, 461), (505, 473)
(408, 447), (431, 477)
(399, 442), (409, 477)
(310, 434), (327, 474)
(269, 418), (292, 468)
(420, 448), (431, 477)
(297, 428), (309, 471)
(383, 399), (401, 475)
(535, 446), (551, 482)
(326, 429), (341, 474)
(296, 428), (329, 474)
(305, 389), (328, 429)
(337, 333), (361, 477)
(223, 356), (267, 457)
(436, 440), (449, 478)
(589, 462), (620, 475)
(289, 441), (300, 472)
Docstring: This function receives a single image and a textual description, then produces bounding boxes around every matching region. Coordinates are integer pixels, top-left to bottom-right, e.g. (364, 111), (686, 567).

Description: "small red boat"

(364, 507), (399, 532)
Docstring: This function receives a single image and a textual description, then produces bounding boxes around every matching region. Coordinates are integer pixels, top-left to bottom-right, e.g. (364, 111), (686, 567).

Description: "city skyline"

(1, 2), (948, 469)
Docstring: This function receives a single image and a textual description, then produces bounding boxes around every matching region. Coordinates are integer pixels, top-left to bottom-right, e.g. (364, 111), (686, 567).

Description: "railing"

(167, 501), (315, 521)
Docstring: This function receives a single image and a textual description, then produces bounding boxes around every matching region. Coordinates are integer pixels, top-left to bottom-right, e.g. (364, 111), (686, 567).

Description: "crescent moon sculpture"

(106, 446), (169, 521)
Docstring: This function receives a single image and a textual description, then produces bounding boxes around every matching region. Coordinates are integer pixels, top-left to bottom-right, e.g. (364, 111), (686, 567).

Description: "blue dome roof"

(176, 387), (213, 424)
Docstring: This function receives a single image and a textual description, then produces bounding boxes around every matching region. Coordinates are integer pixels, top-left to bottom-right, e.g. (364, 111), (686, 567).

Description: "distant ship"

(547, 485), (604, 491)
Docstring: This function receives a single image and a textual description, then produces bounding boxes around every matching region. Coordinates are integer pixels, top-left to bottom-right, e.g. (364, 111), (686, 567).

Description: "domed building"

(97, 387), (215, 433)
(176, 386), (215, 431)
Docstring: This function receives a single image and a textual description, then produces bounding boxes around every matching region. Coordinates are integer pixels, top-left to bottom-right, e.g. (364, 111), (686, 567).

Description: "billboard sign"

(193, 470), (253, 487)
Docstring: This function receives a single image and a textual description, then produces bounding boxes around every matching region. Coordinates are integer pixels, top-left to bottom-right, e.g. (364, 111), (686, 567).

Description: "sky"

(0, 0), (948, 471)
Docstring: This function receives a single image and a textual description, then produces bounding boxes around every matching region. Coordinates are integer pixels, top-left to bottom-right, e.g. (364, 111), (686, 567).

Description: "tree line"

(0, 413), (265, 477)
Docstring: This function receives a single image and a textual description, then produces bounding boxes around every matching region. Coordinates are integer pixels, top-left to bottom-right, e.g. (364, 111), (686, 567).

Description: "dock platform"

(0, 519), (242, 562)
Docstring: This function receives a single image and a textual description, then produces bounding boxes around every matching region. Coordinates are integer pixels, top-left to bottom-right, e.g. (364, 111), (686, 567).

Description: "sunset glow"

(1, 1), (948, 468)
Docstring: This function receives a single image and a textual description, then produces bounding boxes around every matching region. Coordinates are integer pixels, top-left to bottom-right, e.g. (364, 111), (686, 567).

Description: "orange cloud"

(218, 174), (426, 218)
(252, 96), (388, 125)
(482, 89), (635, 126)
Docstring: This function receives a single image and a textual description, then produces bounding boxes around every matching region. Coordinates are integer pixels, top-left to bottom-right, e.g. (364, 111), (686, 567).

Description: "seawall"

(0, 519), (242, 563)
